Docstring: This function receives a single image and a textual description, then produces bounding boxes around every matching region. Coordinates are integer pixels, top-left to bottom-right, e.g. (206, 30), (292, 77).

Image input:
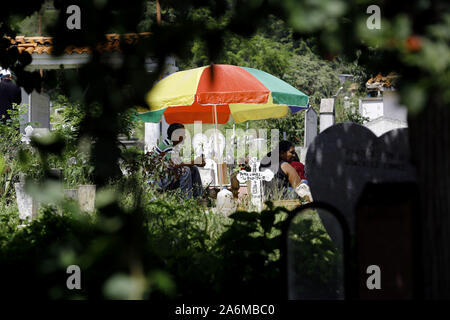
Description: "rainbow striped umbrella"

(137, 64), (308, 124)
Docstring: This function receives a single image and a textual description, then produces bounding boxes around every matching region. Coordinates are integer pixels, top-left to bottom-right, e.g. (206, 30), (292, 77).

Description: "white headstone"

(359, 97), (383, 122)
(305, 123), (416, 234)
(144, 122), (160, 153)
(319, 98), (335, 133)
(359, 91), (408, 123)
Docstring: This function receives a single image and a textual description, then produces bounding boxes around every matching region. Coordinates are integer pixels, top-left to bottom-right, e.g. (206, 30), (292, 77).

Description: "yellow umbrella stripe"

(229, 92), (289, 123)
(145, 65), (208, 111)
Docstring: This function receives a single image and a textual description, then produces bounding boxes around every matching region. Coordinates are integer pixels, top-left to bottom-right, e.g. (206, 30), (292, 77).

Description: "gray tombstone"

(30, 91), (50, 128)
(305, 123), (416, 234)
(64, 189), (79, 201)
(20, 89), (50, 132)
(319, 98), (335, 133)
(304, 107), (318, 148)
(15, 183), (39, 221)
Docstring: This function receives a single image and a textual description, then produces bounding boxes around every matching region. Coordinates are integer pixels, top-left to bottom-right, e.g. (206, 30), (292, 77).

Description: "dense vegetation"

(0, 103), (342, 299)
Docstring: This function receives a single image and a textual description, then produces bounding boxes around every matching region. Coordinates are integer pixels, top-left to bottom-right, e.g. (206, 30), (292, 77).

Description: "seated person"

(260, 140), (303, 200)
(289, 151), (308, 184)
(150, 123), (205, 199)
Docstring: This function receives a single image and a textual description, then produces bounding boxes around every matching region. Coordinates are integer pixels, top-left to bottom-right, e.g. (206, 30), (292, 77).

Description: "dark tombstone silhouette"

(284, 203), (350, 300)
(355, 182), (420, 299)
(305, 124), (416, 237)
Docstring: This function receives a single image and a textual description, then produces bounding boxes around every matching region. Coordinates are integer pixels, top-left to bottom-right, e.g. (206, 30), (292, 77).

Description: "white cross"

(237, 157), (274, 211)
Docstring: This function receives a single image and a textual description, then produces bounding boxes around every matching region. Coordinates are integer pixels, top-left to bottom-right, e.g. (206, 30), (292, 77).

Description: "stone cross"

(237, 157), (274, 211)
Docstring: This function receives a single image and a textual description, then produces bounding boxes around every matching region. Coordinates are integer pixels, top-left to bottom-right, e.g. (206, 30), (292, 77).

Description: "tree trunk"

(408, 96), (450, 298)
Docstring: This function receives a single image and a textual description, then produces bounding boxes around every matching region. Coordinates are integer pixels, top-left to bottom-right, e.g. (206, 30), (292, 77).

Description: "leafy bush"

(287, 210), (343, 299)
(0, 184), (344, 300)
(0, 98), (342, 300)
(0, 104), (27, 203)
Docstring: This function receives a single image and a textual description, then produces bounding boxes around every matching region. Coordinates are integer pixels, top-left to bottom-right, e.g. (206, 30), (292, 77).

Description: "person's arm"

(186, 155), (206, 167)
(281, 162), (302, 189)
(172, 155), (206, 168)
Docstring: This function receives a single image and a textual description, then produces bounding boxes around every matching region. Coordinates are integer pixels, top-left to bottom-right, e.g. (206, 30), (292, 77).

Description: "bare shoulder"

(281, 162), (295, 173)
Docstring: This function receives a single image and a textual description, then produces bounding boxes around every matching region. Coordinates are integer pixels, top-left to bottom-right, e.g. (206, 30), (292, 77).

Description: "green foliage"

(0, 158), (344, 300)
(0, 202), (20, 245)
(287, 211), (343, 299)
(0, 104), (26, 202)
(61, 148), (94, 188)
(13, 1), (58, 36)
(335, 94), (369, 125)
(50, 95), (85, 144)
(0, 206), (97, 299)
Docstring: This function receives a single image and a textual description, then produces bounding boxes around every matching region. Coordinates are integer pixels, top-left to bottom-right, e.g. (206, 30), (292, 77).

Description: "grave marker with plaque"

(305, 123), (416, 235)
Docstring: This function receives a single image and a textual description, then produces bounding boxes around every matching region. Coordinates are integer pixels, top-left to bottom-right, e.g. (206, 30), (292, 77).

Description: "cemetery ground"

(0, 99), (339, 300)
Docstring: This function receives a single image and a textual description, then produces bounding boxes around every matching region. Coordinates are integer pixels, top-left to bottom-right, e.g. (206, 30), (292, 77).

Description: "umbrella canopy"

(137, 64), (309, 124)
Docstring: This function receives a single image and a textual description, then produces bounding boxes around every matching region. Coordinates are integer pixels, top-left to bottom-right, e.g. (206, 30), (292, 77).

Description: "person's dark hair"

(167, 123), (185, 140)
(260, 140), (294, 167)
(278, 140), (293, 154)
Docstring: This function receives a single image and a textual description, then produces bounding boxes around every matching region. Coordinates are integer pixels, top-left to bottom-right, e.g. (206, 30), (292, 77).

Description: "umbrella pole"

(213, 104), (222, 188)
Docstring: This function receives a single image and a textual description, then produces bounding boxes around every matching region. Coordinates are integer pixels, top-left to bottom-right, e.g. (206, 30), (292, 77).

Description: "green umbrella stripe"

(242, 67), (308, 107)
